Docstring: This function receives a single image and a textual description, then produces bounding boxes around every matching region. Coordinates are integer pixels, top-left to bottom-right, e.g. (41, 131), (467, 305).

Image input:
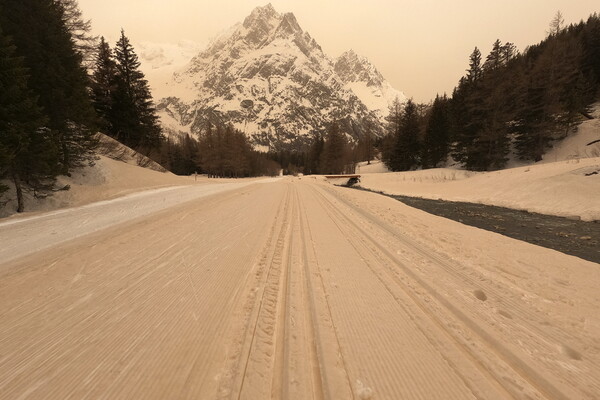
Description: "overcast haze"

(78, 0), (599, 102)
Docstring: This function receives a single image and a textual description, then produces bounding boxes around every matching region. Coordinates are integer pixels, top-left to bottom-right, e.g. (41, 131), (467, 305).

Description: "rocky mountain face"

(334, 50), (405, 120)
(157, 3), (406, 151)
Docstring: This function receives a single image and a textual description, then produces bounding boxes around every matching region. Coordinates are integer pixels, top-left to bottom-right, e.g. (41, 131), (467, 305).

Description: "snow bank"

(0, 155), (195, 220)
(542, 107), (600, 163)
(359, 158), (600, 221)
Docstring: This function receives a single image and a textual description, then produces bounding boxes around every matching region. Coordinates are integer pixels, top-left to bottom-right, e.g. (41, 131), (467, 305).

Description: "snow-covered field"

(359, 157), (600, 221)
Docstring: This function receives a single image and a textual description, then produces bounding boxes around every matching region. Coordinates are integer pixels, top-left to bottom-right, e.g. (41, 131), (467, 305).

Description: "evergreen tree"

(453, 47), (494, 170)
(422, 95), (450, 168)
(357, 131), (374, 165)
(382, 97), (403, 170)
(391, 99), (421, 171)
(0, 26), (57, 212)
(91, 37), (117, 134)
(112, 30), (163, 151)
(466, 47), (483, 83)
(501, 42), (518, 65)
(581, 14), (600, 97)
(1, 0), (97, 174)
(441, 13), (600, 169)
(320, 123), (351, 174)
(159, 134), (199, 175)
(305, 134), (324, 175)
(514, 64), (559, 161)
(483, 40), (504, 72)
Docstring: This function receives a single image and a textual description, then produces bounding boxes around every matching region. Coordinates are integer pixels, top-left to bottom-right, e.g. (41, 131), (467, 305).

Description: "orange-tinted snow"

(1, 176), (598, 399)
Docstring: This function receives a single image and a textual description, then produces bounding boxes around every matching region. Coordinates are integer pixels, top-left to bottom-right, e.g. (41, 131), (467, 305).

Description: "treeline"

(158, 125), (281, 178)
(0, 0), (99, 212)
(383, 12), (600, 172)
(265, 123), (374, 175)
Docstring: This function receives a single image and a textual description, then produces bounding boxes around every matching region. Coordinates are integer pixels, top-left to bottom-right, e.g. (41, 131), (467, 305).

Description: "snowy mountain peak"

(245, 3), (278, 24)
(158, 4), (407, 150)
(336, 50), (385, 87)
(335, 50), (407, 118)
(277, 12), (302, 36)
(242, 4), (282, 44)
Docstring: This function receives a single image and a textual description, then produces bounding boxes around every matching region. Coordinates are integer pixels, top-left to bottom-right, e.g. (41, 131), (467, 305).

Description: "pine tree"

(357, 131), (373, 165)
(1, 0), (97, 174)
(320, 123), (351, 174)
(382, 97), (403, 170)
(483, 40), (503, 72)
(391, 99), (421, 171)
(501, 42), (518, 65)
(514, 67), (556, 161)
(466, 47), (483, 83)
(445, 13), (600, 169)
(452, 49), (483, 169)
(581, 14), (600, 96)
(91, 37), (117, 134)
(0, 26), (57, 212)
(422, 95), (450, 168)
(306, 134), (324, 175)
(112, 30), (162, 151)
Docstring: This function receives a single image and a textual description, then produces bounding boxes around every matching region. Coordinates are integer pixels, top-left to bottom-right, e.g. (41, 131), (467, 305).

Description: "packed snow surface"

(0, 174), (597, 399)
(0, 179), (275, 264)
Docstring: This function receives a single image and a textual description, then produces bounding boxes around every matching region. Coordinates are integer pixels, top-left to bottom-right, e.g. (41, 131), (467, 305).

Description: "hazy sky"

(78, 0), (599, 102)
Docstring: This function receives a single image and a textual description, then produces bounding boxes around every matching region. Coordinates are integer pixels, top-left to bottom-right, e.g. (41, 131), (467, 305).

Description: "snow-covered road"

(0, 179), (598, 399)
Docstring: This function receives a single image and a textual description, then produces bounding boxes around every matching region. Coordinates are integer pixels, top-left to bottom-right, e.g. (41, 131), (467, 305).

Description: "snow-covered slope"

(541, 103), (600, 163)
(335, 50), (406, 119)
(137, 41), (202, 100)
(157, 4), (405, 150)
(357, 158), (600, 221)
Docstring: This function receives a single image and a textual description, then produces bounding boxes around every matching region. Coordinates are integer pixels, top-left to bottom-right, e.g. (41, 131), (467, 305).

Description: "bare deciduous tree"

(548, 10), (565, 37)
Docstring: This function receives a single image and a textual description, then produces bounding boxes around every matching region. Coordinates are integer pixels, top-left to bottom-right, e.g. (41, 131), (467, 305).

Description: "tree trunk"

(11, 171), (24, 213)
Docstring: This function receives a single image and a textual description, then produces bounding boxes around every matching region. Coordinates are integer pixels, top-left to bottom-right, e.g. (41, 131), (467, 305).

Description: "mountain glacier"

(157, 3), (406, 151)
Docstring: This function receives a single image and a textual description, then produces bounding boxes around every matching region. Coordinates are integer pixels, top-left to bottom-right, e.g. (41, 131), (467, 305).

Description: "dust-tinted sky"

(78, 0), (599, 102)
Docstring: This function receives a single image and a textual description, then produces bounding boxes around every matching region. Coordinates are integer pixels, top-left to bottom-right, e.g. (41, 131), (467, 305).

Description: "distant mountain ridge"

(157, 3), (406, 150)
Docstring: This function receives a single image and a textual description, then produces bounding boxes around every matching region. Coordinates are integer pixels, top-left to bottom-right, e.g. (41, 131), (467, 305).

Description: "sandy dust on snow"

(0, 177), (598, 399)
